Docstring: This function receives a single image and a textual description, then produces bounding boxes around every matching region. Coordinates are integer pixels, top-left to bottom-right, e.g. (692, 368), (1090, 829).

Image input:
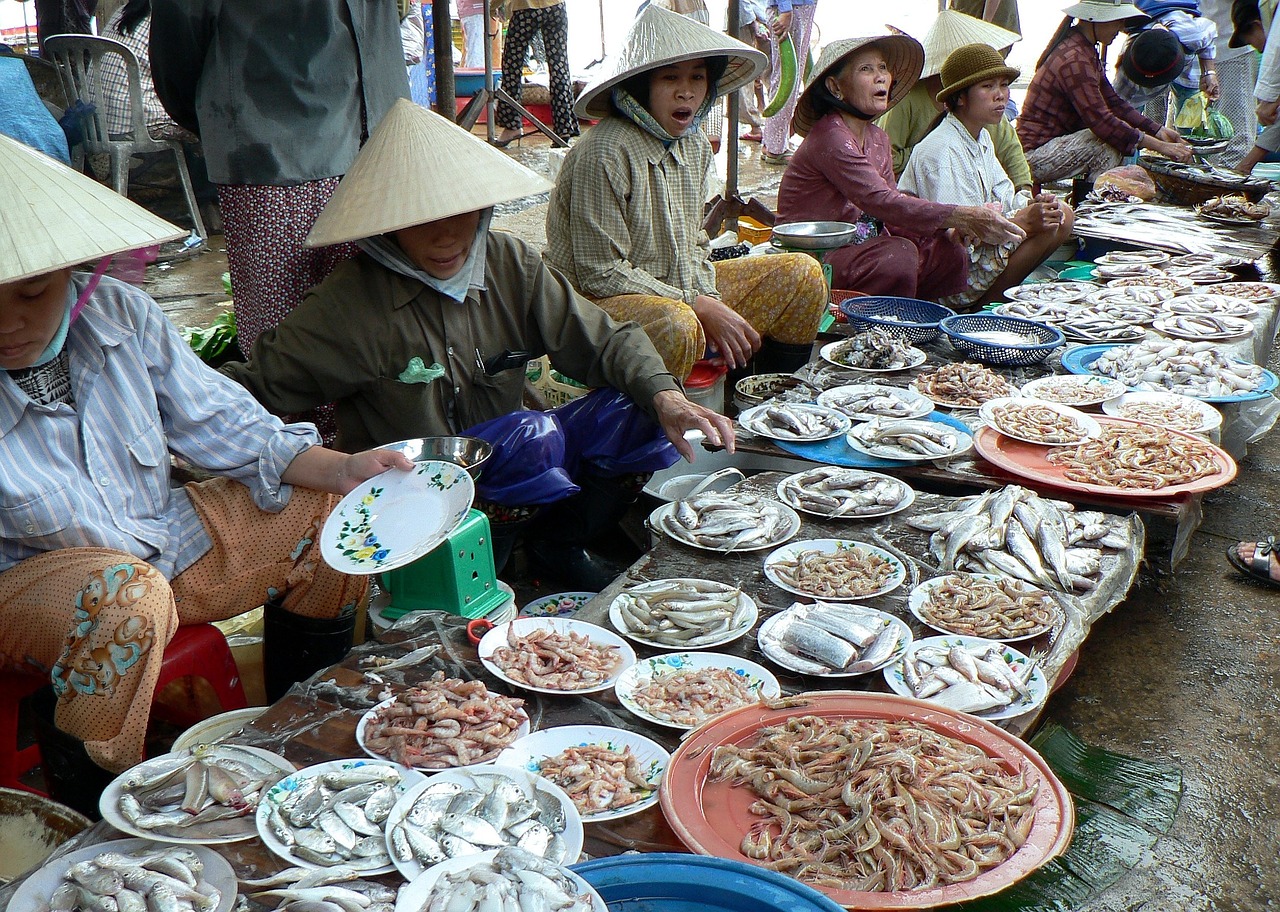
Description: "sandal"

(1225, 536), (1280, 588)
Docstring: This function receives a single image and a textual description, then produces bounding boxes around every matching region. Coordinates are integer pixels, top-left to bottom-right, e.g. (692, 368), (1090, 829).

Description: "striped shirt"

(0, 275), (318, 577)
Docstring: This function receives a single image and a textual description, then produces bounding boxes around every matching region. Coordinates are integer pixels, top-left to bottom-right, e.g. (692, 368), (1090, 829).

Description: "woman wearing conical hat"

(224, 98), (734, 591)
(543, 5), (830, 382)
(0, 135), (412, 795)
(776, 34), (1024, 304)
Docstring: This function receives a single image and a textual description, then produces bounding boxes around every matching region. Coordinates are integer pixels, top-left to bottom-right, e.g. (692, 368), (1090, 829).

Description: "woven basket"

(837, 296), (956, 344)
(1138, 159), (1271, 206)
(939, 314), (1065, 367)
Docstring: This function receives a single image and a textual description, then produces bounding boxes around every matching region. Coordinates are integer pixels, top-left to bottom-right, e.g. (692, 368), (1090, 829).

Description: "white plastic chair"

(43, 33), (206, 242)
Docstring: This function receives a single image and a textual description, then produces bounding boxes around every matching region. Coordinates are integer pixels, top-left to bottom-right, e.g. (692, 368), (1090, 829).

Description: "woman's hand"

(1012, 195), (1067, 235)
(692, 294), (762, 370)
(945, 206), (1026, 247)
(652, 389), (736, 462)
(283, 445), (415, 495)
(770, 10), (792, 39)
(1144, 131), (1193, 163)
(1201, 69), (1220, 101)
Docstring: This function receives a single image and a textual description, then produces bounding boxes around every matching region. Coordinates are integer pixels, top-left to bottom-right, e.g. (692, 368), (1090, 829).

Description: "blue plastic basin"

(572, 854), (846, 912)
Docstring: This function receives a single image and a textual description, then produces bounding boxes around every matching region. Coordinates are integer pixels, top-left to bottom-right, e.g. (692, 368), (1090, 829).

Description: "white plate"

(172, 706), (268, 752)
(356, 697), (531, 769)
(519, 591), (597, 618)
(775, 467), (915, 520)
(101, 745), (295, 845)
(1201, 281), (1280, 302)
(494, 725), (669, 822)
(394, 849), (606, 912)
(320, 460), (474, 574)
(612, 652), (781, 731)
(1004, 282), (1096, 303)
(845, 418), (974, 462)
(1093, 250), (1170, 266)
(815, 383), (934, 420)
(255, 758), (424, 874)
(608, 579), (758, 650)
(1152, 314), (1254, 341)
(648, 499), (801, 554)
(5, 837), (235, 912)
(477, 617), (635, 695)
(736, 402), (852, 442)
(755, 607), (912, 678)
(1160, 294), (1258, 318)
(383, 764), (584, 882)
(1018, 374), (1127, 407)
(978, 396), (1102, 446)
(819, 339), (927, 372)
(884, 635), (1049, 721)
(1101, 391), (1224, 434)
(762, 538), (907, 601)
(907, 574), (1057, 642)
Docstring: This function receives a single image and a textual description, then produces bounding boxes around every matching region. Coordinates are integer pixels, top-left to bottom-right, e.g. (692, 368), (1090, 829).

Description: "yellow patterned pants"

(592, 253), (828, 381)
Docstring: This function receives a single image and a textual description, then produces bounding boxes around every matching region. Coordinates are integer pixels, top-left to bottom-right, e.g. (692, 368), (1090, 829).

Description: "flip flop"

(1225, 536), (1280, 588)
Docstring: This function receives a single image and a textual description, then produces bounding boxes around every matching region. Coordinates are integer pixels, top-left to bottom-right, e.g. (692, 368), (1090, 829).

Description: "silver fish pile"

(761, 602), (907, 675)
(818, 383), (930, 420)
(1088, 299), (1160, 324)
(1004, 281), (1094, 304)
(907, 485), (1129, 593)
(47, 846), (217, 912)
(1154, 313), (1252, 340)
(1058, 310), (1146, 343)
(660, 492), (795, 551)
(261, 762), (404, 870)
(1092, 338), (1264, 397)
(740, 402), (847, 440)
(996, 299), (1075, 322)
(848, 418), (964, 459)
(243, 865), (398, 912)
(1085, 285), (1170, 309)
(899, 641), (1037, 714)
(1165, 265), (1237, 284)
(777, 466), (912, 518)
(388, 771), (570, 875)
(116, 744), (289, 840)
(612, 578), (754, 646)
(830, 329), (919, 370)
(412, 846), (595, 912)
(1161, 294), (1256, 318)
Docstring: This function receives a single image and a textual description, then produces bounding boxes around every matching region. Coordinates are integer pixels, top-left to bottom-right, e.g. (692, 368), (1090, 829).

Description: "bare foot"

(1235, 541), (1280, 581)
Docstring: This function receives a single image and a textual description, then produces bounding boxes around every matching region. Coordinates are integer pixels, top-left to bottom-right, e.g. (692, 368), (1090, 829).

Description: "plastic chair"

(42, 33), (206, 242)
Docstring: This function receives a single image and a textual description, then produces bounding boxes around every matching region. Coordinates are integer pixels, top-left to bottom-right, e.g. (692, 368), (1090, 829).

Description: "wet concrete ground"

(140, 133), (1278, 911)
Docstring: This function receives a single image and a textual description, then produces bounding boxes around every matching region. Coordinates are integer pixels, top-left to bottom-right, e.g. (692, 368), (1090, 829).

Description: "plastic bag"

(553, 388), (679, 478)
(1174, 92), (1234, 140)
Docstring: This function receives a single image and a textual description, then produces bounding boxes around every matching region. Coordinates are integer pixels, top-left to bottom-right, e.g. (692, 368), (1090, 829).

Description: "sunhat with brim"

(910, 10), (1022, 78)
(574, 4), (767, 121)
(305, 99), (552, 248)
(0, 133), (184, 284)
(792, 35), (924, 139)
(936, 44), (1021, 104)
(1119, 28), (1186, 88)
(1228, 0), (1263, 49)
(1063, 0), (1149, 23)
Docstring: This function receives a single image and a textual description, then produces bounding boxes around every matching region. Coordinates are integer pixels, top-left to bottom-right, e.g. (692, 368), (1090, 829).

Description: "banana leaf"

(182, 310), (238, 363)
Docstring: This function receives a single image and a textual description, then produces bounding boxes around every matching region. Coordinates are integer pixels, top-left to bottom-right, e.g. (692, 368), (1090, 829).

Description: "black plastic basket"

(836, 296), (956, 344)
(939, 314), (1065, 367)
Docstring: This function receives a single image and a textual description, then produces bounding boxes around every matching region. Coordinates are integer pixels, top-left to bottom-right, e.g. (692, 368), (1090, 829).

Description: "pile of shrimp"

(771, 546), (897, 598)
(630, 667), (762, 726)
(709, 714), (1039, 893)
(361, 672), (526, 769)
(538, 745), (657, 815)
(490, 627), (623, 690)
(1046, 423), (1221, 489)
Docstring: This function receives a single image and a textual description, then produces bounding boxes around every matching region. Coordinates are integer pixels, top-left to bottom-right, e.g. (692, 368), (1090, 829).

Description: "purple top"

(777, 112), (955, 243)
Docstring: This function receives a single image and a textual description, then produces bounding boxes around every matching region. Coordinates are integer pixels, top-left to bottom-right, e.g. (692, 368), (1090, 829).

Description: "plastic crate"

(836, 295), (955, 344)
(378, 509), (507, 620)
(938, 314), (1065, 367)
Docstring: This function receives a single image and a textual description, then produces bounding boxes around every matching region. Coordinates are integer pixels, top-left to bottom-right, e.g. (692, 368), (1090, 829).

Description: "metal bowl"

(380, 436), (493, 479)
(770, 221), (860, 251)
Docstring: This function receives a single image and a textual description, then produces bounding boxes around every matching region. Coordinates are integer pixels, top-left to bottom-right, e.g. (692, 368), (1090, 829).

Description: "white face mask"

(359, 209), (493, 304)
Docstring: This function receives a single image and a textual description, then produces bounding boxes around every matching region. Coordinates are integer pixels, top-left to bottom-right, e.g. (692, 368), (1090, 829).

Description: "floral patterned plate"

(613, 652), (781, 731)
(319, 459), (474, 574)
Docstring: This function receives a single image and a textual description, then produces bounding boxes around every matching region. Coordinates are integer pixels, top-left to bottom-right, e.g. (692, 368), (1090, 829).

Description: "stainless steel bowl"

(380, 436), (493, 478)
(770, 220), (860, 251)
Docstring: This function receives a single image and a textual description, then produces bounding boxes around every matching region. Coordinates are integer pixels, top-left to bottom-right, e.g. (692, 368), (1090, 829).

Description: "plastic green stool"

(378, 509), (506, 620)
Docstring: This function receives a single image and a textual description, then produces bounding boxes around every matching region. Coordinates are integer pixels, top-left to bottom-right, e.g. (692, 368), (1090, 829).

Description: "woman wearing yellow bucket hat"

(0, 135), (413, 805)
(901, 44), (1075, 310)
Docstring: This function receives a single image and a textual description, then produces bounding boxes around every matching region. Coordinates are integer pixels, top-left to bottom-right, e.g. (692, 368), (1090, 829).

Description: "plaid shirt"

(1017, 30), (1161, 156)
(98, 10), (194, 141)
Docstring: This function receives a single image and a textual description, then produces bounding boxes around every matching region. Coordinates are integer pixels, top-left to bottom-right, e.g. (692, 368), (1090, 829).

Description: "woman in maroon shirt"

(777, 35), (1023, 301)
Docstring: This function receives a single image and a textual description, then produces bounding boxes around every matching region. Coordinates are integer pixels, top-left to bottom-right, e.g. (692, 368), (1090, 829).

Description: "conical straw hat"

(574, 4), (767, 121)
(913, 10), (1022, 78)
(305, 99), (554, 248)
(792, 35), (924, 138)
(0, 133), (184, 284)
(1063, 0), (1147, 23)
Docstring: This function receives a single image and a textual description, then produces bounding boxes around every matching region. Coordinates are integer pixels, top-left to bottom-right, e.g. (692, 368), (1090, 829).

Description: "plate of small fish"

(979, 397), (1101, 446)
(846, 417), (973, 462)
(1004, 281), (1096, 303)
(1204, 281), (1280, 301)
(394, 847), (605, 912)
(1056, 310), (1147, 343)
(775, 466), (915, 519)
(755, 601), (911, 677)
(496, 725), (668, 822)
(1101, 391), (1223, 435)
(819, 335), (926, 372)
(908, 573), (1059, 641)
(384, 765), (583, 882)
(910, 362), (1018, 408)
(1160, 293), (1257, 318)
(1165, 265), (1236, 285)
(885, 635), (1048, 720)
(1106, 274), (1194, 294)
(478, 618), (634, 695)
(101, 744), (295, 845)
(356, 673), (530, 770)
(737, 401), (852, 441)
(1152, 313), (1254, 341)
(816, 383), (934, 421)
(1083, 284), (1173, 308)
(993, 299), (1075, 322)
(763, 539), (907, 601)
(1018, 374), (1127, 407)
(6, 837), (236, 912)
(256, 758), (424, 873)
(650, 491), (801, 553)
(1167, 252), (1245, 269)
(1063, 340), (1277, 402)
(1092, 262), (1162, 280)
(1093, 250), (1170, 267)
(609, 578), (758, 650)
(613, 652), (781, 730)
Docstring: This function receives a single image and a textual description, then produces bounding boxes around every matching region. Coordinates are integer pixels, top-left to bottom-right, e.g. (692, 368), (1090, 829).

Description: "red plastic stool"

(0, 671), (49, 794)
(151, 624), (249, 730)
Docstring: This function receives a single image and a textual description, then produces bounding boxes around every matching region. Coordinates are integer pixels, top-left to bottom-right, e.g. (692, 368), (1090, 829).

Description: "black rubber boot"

(523, 472), (644, 592)
(751, 338), (815, 375)
(262, 601), (357, 702)
(28, 686), (115, 820)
